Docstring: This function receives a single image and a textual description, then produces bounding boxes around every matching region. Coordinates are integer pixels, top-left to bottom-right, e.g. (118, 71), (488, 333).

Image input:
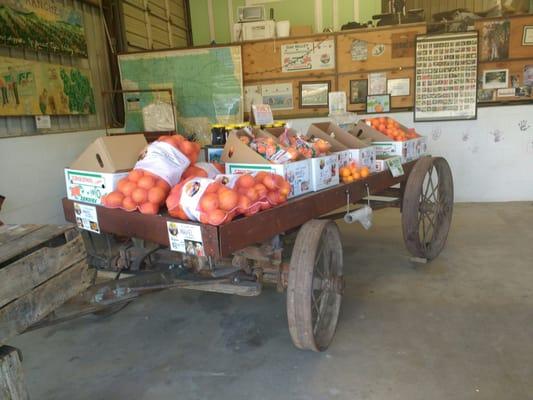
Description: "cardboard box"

(225, 160), (312, 198)
(309, 122), (376, 171)
(65, 134), (147, 205)
(291, 25), (313, 37)
(310, 154), (339, 191)
(222, 131), (312, 198)
(350, 121), (420, 162)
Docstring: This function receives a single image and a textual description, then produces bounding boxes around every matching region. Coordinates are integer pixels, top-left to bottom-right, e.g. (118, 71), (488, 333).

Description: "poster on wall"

(261, 83), (293, 110)
(414, 32), (478, 122)
(118, 46), (243, 138)
(0, 56), (95, 116)
(480, 20), (510, 62)
(281, 40), (335, 72)
(0, 0), (87, 57)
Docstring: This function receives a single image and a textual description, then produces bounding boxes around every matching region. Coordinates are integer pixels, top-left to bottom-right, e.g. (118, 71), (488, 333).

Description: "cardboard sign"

(167, 221), (204, 255)
(73, 203), (100, 233)
(386, 157), (404, 177)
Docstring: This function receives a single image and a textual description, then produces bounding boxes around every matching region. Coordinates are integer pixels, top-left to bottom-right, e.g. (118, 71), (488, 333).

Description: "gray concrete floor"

(11, 203), (533, 400)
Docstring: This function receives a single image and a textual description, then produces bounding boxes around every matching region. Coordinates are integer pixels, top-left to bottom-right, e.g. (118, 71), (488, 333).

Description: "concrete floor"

(11, 203), (533, 400)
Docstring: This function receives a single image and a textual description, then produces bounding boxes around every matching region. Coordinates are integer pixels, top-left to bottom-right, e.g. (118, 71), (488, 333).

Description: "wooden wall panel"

(336, 23), (426, 74)
(242, 35), (336, 82)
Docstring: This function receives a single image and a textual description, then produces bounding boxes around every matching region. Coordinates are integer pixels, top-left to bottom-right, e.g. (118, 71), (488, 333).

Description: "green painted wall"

(190, 0), (383, 46)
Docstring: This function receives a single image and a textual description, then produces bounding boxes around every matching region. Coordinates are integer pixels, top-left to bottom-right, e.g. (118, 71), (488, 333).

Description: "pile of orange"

(157, 134), (201, 164)
(339, 162), (370, 184)
(366, 117), (420, 142)
(102, 169), (171, 215)
(166, 172), (291, 226)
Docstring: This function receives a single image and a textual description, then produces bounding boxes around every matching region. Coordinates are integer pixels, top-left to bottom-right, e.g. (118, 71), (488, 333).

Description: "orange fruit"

(245, 187), (259, 202)
(353, 171), (361, 180)
(262, 174), (277, 190)
(148, 186), (167, 205)
(267, 190), (281, 205)
(105, 191), (124, 207)
(131, 187), (148, 204)
(121, 181), (137, 197)
(200, 192), (219, 212)
(360, 167), (370, 178)
(156, 179), (171, 194)
(254, 183), (268, 198)
(122, 196), (137, 211)
(205, 182), (222, 194)
(343, 175), (354, 184)
(340, 167), (350, 177)
(237, 174), (255, 189)
(137, 175), (156, 190)
(179, 140), (195, 155)
(208, 209), (226, 225)
(280, 181), (291, 197)
(218, 189), (238, 211)
(237, 195), (251, 213)
(199, 212), (209, 224)
(117, 178), (130, 193)
(254, 171), (268, 183)
(139, 202), (159, 215)
(128, 169), (144, 182)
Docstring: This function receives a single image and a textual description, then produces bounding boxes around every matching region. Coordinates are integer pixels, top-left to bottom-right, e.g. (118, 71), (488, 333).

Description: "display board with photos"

(414, 32), (479, 122)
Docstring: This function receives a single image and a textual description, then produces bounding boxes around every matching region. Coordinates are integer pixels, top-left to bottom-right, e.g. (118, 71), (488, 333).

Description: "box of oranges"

(351, 117), (426, 162)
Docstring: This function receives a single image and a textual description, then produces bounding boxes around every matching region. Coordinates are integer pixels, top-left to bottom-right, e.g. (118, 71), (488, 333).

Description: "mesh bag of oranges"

(339, 162), (370, 184)
(182, 162), (224, 180)
(166, 172), (291, 226)
(102, 134), (200, 215)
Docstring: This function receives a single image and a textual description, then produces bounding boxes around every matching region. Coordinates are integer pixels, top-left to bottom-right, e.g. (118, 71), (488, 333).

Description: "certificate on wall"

(414, 32), (478, 122)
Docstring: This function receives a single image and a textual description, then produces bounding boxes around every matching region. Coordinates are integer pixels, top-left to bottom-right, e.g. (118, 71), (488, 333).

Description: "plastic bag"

(166, 172), (291, 225)
(182, 162), (224, 180)
(102, 134), (201, 214)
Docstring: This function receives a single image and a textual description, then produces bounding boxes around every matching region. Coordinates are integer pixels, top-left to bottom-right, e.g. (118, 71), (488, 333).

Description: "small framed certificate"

(523, 26), (533, 45)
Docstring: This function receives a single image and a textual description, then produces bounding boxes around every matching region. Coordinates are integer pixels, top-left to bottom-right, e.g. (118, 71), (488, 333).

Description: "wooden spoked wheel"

(287, 219), (344, 352)
(402, 156), (454, 260)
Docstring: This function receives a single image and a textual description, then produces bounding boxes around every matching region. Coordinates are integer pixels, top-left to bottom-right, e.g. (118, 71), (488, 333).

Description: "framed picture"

(483, 69), (508, 89)
(366, 94), (391, 114)
(387, 78), (410, 96)
(349, 79), (368, 104)
(523, 26), (533, 45)
(204, 145), (223, 163)
(299, 81), (330, 108)
(414, 31), (478, 122)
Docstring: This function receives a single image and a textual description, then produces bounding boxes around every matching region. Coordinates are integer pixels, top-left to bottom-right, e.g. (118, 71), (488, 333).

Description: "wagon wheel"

(402, 156), (454, 260)
(287, 219), (343, 352)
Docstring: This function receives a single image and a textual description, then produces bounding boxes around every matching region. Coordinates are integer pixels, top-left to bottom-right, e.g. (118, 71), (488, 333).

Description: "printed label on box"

(74, 203), (100, 233)
(167, 221), (204, 255)
(65, 169), (128, 205)
(311, 155), (339, 191)
(386, 157), (404, 177)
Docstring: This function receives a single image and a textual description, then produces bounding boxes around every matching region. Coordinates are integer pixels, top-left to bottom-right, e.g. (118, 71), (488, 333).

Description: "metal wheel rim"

(287, 220), (343, 352)
(402, 157), (454, 260)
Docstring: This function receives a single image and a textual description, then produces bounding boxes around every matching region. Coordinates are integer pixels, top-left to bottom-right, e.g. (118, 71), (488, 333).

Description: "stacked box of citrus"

(365, 117), (420, 142)
(339, 162), (370, 184)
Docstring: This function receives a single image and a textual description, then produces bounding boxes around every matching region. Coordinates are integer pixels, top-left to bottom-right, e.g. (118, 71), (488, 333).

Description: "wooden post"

(0, 346), (30, 400)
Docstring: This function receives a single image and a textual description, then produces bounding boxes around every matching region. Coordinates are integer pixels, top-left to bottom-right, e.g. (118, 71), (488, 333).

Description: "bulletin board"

(240, 14), (533, 120)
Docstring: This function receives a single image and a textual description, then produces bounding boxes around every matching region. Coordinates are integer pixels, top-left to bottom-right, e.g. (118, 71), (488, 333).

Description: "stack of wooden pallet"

(0, 224), (94, 399)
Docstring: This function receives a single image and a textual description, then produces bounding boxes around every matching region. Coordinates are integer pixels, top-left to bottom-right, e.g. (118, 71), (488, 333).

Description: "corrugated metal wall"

(0, 0), (111, 138)
(122, 0), (189, 51)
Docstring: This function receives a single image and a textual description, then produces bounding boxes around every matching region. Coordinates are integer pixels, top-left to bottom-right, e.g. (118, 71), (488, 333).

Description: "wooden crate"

(0, 225), (95, 345)
(0, 346), (29, 400)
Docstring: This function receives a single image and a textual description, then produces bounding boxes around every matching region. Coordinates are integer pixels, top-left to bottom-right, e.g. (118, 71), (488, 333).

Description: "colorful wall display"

(0, 56), (95, 116)
(0, 0), (87, 57)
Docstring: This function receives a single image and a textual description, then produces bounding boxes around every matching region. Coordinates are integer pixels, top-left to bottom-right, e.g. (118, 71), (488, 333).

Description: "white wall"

(0, 130), (105, 224)
(288, 104), (533, 202)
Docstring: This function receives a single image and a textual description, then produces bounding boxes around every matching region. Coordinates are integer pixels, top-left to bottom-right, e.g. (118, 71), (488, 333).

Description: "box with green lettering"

(65, 134), (147, 205)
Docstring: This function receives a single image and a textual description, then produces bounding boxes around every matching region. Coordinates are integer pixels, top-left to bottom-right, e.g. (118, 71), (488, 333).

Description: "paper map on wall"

(281, 40), (335, 72)
(0, 0), (87, 57)
(118, 46), (243, 137)
(0, 56), (95, 116)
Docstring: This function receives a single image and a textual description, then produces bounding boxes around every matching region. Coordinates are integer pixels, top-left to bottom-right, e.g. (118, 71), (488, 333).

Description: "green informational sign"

(118, 46), (243, 142)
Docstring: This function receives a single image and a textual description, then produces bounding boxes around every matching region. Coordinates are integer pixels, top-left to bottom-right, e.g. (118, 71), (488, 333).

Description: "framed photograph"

(523, 26), (533, 46)
(414, 31), (478, 122)
(366, 94), (391, 114)
(387, 78), (410, 96)
(349, 79), (368, 104)
(299, 81), (330, 108)
(483, 69), (508, 89)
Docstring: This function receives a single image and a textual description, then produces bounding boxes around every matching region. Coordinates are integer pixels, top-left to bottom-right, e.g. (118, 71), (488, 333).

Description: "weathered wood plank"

(0, 225), (42, 246)
(0, 346), (30, 400)
(0, 235), (86, 309)
(0, 261), (95, 345)
(0, 225), (74, 266)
